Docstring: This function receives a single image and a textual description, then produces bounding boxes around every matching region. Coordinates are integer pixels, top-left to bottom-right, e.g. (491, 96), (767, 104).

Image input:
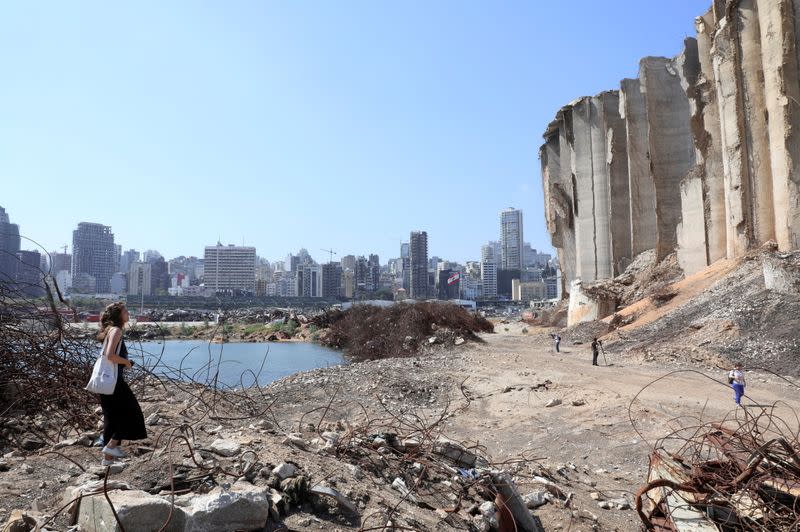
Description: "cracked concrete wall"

(539, 0), (800, 318)
(641, 54), (697, 262)
(620, 78), (657, 257)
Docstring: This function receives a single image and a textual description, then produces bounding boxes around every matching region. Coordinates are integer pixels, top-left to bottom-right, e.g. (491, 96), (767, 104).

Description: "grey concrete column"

(759, 0), (800, 250)
(695, 10), (728, 263)
(620, 78), (657, 257)
(571, 97), (599, 281)
(600, 91), (632, 275)
(640, 56), (696, 262)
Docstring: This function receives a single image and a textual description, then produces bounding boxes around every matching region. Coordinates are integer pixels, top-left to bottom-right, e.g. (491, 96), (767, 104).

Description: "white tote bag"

(85, 333), (120, 395)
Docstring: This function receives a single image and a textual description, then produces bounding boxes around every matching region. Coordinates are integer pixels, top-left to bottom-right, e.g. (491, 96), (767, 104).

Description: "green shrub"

(243, 324), (264, 336)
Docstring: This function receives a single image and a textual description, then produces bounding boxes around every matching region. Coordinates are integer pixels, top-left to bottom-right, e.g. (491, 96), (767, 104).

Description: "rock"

(571, 399), (586, 406)
(522, 490), (549, 509)
(271, 462), (297, 480)
(477, 501), (499, 529)
(401, 438), (420, 449)
(89, 462), (126, 476)
(78, 489), (186, 532)
(178, 481), (270, 532)
(310, 485), (358, 514)
(281, 434), (307, 450)
(145, 413), (160, 426)
(390, 477), (417, 503)
(321, 432), (339, 445)
(433, 437), (489, 468)
(208, 439), (240, 457)
(54, 438), (78, 449)
(545, 398), (562, 407)
(608, 497), (631, 510)
(598, 501), (612, 509)
(0, 461), (8, 472)
(23, 464), (34, 474)
(428, 336), (438, 344)
(454, 337), (465, 345)
(590, 492), (602, 500)
(20, 438), (45, 451)
(502, 386), (513, 393)
(347, 464), (364, 480)
(2, 509), (37, 532)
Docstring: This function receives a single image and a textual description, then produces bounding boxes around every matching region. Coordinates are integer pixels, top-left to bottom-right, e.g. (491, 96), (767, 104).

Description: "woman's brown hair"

(97, 302), (127, 342)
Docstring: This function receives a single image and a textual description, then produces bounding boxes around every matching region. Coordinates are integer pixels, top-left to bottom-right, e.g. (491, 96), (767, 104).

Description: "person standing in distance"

(729, 362), (746, 406)
(591, 338), (601, 366)
(95, 302), (147, 465)
(552, 333), (561, 353)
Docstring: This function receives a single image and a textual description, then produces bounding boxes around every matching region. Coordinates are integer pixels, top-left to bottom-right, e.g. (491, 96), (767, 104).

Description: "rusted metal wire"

(632, 370), (800, 530)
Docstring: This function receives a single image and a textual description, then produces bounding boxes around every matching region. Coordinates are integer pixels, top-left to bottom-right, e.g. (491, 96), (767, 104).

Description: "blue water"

(127, 340), (345, 388)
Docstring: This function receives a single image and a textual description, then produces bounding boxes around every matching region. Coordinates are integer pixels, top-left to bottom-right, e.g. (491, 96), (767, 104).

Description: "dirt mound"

(314, 302), (494, 360)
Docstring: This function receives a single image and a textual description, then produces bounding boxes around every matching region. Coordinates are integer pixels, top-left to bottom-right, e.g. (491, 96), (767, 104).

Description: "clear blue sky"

(1, 0), (708, 264)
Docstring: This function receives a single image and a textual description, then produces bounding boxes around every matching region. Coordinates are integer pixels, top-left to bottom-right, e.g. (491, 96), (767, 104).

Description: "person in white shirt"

(728, 362), (746, 406)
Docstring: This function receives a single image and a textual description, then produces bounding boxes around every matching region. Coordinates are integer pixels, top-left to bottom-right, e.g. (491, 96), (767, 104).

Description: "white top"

(729, 369), (745, 386)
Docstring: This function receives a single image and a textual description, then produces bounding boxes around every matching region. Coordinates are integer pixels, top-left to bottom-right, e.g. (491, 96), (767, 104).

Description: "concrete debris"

(1, 509), (38, 532)
(271, 462), (298, 480)
(433, 437), (489, 468)
(545, 398), (562, 408)
(522, 490), (550, 509)
(309, 485), (358, 515)
(206, 439), (240, 457)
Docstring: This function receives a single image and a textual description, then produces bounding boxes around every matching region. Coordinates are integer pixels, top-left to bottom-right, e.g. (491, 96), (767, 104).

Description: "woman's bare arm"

(104, 327), (132, 367)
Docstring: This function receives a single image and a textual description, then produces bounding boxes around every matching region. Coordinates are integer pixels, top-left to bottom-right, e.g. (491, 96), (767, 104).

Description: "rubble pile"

(608, 249), (800, 375)
(636, 406), (800, 531)
(0, 354), (562, 532)
(314, 302), (494, 361)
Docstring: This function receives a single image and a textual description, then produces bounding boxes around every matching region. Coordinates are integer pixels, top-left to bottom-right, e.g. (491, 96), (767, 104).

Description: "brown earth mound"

(313, 302), (494, 360)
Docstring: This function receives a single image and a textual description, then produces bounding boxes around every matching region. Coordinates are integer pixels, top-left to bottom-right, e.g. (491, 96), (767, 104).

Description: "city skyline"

(0, 2), (708, 265)
(1, 202), (549, 266)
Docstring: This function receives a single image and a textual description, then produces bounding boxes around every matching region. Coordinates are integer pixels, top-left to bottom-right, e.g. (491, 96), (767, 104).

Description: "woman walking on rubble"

(94, 302), (147, 465)
(729, 362), (746, 406)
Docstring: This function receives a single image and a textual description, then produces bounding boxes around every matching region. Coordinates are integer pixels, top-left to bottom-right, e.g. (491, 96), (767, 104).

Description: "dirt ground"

(443, 323), (800, 530)
(2, 323), (799, 531)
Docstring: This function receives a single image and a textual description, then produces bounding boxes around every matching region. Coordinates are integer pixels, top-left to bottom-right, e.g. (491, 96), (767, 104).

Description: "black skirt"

(98, 341), (147, 442)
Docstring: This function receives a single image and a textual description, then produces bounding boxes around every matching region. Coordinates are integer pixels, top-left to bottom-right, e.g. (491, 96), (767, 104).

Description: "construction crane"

(321, 248), (337, 264)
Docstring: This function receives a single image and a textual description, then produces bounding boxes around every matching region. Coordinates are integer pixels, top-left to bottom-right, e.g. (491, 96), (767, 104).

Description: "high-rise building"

(340, 255), (357, 272)
(0, 206), (21, 285)
(120, 249), (139, 275)
(71, 222), (116, 293)
(150, 257), (170, 295)
(481, 244), (498, 299)
(321, 262), (342, 298)
(409, 231), (429, 299)
(298, 264), (322, 297)
(128, 261), (152, 296)
(143, 250), (163, 263)
(501, 208), (524, 270)
(50, 252), (72, 274)
(16, 250), (44, 297)
(204, 244), (256, 294)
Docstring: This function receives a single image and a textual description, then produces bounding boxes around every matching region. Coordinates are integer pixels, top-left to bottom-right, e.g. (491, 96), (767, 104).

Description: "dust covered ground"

(2, 322), (798, 531)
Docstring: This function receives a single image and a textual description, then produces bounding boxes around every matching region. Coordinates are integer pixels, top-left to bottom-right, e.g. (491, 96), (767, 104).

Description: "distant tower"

(0, 206), (21, 284)
(500, 208), (524, 270)
(409, 231), (429, 299)
(481, 244), (498, 298)
(71, 222), (116, 293)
